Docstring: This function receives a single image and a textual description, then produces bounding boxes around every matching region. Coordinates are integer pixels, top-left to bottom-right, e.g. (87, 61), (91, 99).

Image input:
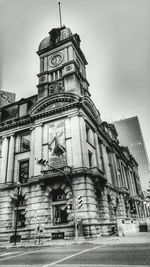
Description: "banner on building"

(48, 120), (66, 168)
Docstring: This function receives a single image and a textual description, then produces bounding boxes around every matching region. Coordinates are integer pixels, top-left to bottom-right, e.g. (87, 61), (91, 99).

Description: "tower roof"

(38, 26), (73, 52)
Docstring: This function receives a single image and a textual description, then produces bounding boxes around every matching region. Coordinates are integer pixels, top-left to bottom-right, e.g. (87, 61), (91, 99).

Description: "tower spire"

(58, 2), (62, 28)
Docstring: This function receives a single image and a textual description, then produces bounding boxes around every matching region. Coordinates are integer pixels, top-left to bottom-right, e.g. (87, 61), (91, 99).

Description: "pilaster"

(0, 137), (9, 183)
(111, 153), (118, 187)
(71, 116), (82, 168)
(6, 135), (15, 183)
(34, 124), (43, 176)
(29, 127), (35, 178)
(79, 115), (89, 167)
(101, 144), (112, 183)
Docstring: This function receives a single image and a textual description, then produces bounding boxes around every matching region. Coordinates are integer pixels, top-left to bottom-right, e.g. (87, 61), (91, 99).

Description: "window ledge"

(86, 139), (95, 149)
(15, 150), (30, 155)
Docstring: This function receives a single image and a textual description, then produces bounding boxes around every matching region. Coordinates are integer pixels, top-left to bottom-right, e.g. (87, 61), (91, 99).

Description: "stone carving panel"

(49, 80), (64, 95)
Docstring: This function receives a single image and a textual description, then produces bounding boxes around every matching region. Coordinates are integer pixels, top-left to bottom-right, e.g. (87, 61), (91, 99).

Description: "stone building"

(0, 26), (147, 244)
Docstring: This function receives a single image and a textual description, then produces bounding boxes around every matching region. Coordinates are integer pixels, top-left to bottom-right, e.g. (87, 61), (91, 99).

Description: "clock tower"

(37, 26), (90, 99)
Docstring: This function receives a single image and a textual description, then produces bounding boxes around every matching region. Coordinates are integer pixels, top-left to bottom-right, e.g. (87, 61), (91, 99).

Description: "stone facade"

(0, 26), (148, 244)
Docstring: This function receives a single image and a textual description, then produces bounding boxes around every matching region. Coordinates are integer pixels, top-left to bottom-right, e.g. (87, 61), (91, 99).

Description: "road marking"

(0, 247), (50, 262)
(0, 252), (19, 257)
(42, 244), (107, 266)
(44, 265), (150, 267)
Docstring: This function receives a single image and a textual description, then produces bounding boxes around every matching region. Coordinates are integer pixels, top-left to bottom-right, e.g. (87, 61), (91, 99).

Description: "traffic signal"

(67, 203), (72, 213)
(77, 196), (83, 209)
(37, 158), (48, 166)
(66, 198), (73, 213)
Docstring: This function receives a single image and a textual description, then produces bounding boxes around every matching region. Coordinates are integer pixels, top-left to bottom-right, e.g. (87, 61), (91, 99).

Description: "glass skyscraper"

(114, 116), (150, 192)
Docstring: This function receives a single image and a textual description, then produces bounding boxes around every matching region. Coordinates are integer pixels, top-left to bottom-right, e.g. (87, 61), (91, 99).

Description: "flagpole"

(58, 2), (62, 27)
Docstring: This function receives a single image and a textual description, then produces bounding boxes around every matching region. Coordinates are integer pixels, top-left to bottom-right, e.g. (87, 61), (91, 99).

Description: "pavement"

(0, 232), (150, 249)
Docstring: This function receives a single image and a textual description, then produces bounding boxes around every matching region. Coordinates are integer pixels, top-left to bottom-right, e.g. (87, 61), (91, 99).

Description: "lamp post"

(37, 159), (78, 242)
(14, 181), (21, 246)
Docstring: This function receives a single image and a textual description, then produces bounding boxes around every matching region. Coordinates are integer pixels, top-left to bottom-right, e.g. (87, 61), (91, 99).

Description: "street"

(0, 233), (150, 266)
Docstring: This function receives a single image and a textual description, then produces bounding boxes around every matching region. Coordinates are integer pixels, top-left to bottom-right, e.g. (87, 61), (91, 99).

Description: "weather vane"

(58, 2), (63, 27)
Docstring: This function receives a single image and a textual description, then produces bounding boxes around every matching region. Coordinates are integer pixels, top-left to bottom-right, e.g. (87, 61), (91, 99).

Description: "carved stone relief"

(49, 80), (64, 95)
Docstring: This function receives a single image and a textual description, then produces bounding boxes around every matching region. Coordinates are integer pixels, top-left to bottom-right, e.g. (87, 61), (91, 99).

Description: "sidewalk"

(0, 232), (150, 249)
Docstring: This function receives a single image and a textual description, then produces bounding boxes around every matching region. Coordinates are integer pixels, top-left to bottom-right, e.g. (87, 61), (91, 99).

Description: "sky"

(0, 0), (150, 161)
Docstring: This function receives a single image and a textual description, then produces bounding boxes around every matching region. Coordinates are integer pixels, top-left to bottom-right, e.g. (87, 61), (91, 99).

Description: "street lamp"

(14, 181), (21, 246)
(37, 159), (78, 242)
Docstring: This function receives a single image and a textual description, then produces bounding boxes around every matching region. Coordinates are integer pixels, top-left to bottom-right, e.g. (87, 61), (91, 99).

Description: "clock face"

(49, 54), (63, 67)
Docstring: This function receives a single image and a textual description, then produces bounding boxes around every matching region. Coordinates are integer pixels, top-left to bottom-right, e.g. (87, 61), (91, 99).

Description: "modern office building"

(114, 116), (150, 192)
(0, 25), (148, 244)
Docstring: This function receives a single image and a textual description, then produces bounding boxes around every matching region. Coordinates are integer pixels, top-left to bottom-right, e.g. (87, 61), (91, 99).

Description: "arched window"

(52, 188), (67, 225)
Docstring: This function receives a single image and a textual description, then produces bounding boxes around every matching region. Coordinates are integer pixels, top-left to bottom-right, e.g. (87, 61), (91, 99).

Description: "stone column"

(79, 116), (89, 167)
(0, 137), (9, 183)
(101, 144), (112, 183)
(95, 134), (101, 169)
(65, 117), (73, 166)
(29, 128), (35, 178)
(71, 116), (82, 168)
(68, 46), (74, 61)
(34, 124), (43, 176)
(15, 135), (20, 153)
(108, 153), (116, 186)
(7, 135), (15, 183)
(111, 153), (119, 187)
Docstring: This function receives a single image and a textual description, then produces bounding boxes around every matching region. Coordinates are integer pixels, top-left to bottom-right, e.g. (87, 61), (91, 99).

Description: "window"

(121, 163), (127, 188)
(14, 194), (26, 228)
(52, 189), (67, 225)
(20, 133), (30, 152)
(88, 151), (93, 168)
(86, 124), (94, 145)
(107, 148), (113, 174)
(0, 138), (2, 157)
(86, 125), (90, 141)
(98, 139), (104, 171)
(116, 156), (123, 187)
(19, 160), (29, 183)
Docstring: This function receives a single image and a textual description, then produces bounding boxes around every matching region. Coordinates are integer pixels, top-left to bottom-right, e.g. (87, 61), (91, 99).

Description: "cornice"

(0, 116), (31, 132)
